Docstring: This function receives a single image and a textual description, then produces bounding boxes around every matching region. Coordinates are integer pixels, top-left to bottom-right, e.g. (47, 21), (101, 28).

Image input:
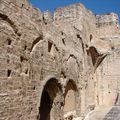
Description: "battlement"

(0, 0), (42, 22)
(0, 0), (29, 10)
(43, 10), (53, 23)
(53, 3), (94, 23)
(96, 13), (119, 28)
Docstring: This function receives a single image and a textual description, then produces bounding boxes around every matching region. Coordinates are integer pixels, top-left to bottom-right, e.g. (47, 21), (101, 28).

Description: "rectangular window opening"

(48, 41), (53, 53)
(7, 69), (11, 77)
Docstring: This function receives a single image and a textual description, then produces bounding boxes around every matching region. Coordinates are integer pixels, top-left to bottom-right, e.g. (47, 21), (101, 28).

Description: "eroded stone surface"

(0, 0), (120, 120)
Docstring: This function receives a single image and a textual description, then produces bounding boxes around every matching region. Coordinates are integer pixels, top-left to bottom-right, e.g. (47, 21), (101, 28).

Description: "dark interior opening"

(21, 4), (24, 8)
(76, 34), (82, 40)
(64, 80), (77, 97)
(25, 68), (28, 74)
(48, 41), (53, 53)
(7, 59), (10, 63)
(24, 45), (27, 50)
(39, 78), (62, 120)
(62, 39), (66, 45)
(7, 69), (11, 77)
(90, 34), (93, 41)
(89, 46), (99, 65)
(39, 90), (52, 120)
(7, 39), (11, 45)
(61, 31), (64, 35)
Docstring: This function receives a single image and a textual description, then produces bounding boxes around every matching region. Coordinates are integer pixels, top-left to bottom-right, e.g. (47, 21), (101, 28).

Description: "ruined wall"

(96, 13), (119, 38)
(0, 0), (120, 120)
(95, 25), (120, 109)
(94, 13), (120, 107)
(85, 13), (120, 120)
(0, 0), (43, 119)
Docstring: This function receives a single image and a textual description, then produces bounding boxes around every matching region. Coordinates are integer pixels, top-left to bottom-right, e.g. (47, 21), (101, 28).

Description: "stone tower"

(0, 0), (120, 120)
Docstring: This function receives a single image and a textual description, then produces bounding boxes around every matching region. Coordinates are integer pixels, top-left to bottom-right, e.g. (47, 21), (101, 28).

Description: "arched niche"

(63, 79), (78, 118)
(38, 78), (63, 120)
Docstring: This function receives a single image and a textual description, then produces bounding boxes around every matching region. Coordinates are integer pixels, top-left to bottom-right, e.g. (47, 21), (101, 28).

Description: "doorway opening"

(39, 78), (62, 120)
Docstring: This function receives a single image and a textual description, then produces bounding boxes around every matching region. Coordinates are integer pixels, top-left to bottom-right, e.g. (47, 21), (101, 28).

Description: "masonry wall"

(0, 0), (94, 119)
(0, 0), (43, 119)
(96, 13), (119, 38)
(0, 0), (120, 120)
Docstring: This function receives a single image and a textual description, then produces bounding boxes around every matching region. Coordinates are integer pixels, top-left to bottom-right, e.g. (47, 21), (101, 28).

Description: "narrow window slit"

(7, 59), (10, 63)
(90, 34), (93, 41)
(48, 41), (53, 52)
(24, 45), (27, 50)
(7, 69), (11, 77)
(7, 39), (11, 45)
(20, 56), (28, 62)
(61, 31), (64, 35)
(21, 4), (24, 8)
(62, 39), (66, 45)
(25, 68), (28, 74)
(20, 56), (23, 62)
(33, 86), (36, 90)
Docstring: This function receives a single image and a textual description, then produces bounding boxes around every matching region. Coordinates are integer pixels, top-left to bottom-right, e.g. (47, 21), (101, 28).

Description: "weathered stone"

(0, 0), (120, 120)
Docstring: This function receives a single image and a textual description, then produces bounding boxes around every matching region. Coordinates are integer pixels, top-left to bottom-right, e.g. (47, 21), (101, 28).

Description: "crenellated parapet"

(96, 13), (120, 37)
(96, 13), (119, 28)
(0, 0), (42, 22)
(53, 3), (95, 24)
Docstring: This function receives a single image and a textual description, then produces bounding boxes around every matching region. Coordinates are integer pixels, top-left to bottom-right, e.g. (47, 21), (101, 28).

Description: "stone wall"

(96, 13), (119, 38)
(0, 0), (120, 120)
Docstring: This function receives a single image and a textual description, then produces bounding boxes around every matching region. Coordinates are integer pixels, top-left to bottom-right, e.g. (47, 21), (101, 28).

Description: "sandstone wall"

(0, 0), (43, 119)
(0, 0), (120, 120)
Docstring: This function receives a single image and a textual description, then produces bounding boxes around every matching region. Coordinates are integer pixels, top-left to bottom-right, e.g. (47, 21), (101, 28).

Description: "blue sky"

(29, 0), (120, 23)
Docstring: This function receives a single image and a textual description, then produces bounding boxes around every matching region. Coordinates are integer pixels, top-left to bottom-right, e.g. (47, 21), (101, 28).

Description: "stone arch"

(0, 13), (19, 36)
(38, 77), (63, 120)
(63, 79), (78, 118)
(30, 35), (43, 53)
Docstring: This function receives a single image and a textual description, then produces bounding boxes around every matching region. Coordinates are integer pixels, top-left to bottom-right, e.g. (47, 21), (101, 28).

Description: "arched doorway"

(39, 78), (62, 120)
(63, 80), (77, 118)
(39, 90), (51, 120)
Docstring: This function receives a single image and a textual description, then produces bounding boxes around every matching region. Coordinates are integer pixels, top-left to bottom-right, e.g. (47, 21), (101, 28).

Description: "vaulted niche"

(39, 78), (62, 120)
(64, 80), (77, 117)
(89, 46), (106, 69)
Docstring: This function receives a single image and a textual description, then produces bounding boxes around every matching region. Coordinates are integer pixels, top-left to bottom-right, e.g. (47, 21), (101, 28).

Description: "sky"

(29, 0), (120, 23)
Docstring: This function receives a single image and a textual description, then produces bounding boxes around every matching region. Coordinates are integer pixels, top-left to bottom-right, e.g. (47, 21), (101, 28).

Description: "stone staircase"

(103, 106), (120, 120)
(69, 106), (120, 120)
(83, 107), (111, 120)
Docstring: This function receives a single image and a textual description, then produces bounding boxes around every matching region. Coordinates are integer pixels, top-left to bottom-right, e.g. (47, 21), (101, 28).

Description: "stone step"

(103, 106), (120, 120)
(84, 107), (111, 120)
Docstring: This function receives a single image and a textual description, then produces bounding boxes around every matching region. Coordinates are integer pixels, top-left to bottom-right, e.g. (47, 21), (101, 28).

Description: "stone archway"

(39, 78), (63, 120)
(63, 80), (77, 119)
(39, 90), (51, 120)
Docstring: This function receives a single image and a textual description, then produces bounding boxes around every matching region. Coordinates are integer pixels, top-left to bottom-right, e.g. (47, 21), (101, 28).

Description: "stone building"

(0, 0), (120, 120)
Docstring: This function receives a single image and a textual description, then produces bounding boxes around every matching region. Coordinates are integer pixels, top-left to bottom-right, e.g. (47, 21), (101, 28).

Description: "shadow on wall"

(38, 78), (78, 120)
(38, 78), (62, 120)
